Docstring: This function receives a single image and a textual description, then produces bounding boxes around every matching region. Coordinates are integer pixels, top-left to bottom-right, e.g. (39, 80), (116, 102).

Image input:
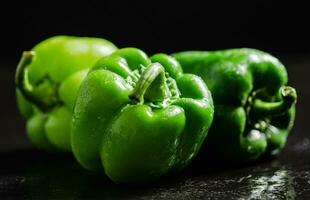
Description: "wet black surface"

(0, 55), (309, 199)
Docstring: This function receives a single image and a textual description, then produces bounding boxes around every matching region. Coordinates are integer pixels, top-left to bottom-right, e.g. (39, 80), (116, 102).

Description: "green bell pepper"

(15, 36), (117, 152)
(71, 48), (214, 183)
(172, 48), (297, 161)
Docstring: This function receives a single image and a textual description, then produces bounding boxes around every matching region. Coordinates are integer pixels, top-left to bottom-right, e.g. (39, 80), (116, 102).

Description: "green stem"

(129, 62), (167, 104)
(15, 51), (34, 88)
(15, 51), (59, 111)
(250, 86), (297, 118)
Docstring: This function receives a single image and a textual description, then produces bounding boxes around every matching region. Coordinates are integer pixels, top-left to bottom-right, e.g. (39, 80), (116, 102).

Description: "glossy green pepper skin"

(71, 48), (214, 183)
(172, 49), (297, 161)
(15, 36), (117, 152)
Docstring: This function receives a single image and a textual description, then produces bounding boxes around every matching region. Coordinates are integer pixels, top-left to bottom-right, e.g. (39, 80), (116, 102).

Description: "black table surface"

(0, 55), (309, 200)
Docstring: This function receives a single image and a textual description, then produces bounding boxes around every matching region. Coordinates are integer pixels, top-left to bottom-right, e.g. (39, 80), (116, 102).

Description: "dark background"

(0, 1), (310, 199)
(0, 1), (309, 64)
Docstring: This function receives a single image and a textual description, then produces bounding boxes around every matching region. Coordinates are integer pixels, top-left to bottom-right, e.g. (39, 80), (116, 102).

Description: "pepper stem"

(129, 62), (169, 104)
(250, 86), (297, 118)
(15, 51), (59, 112)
